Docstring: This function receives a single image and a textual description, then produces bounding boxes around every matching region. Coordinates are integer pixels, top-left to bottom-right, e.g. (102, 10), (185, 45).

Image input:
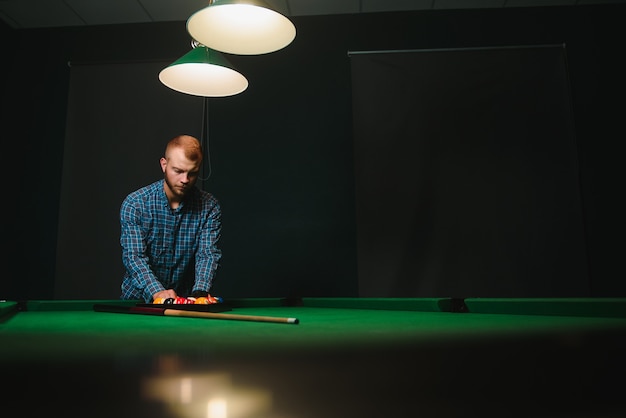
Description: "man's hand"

(153, 289), (177, 302)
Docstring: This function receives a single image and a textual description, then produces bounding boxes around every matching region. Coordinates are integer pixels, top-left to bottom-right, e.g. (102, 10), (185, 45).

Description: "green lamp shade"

(159, 46), (248, 97)
(187, 0), (296, 55)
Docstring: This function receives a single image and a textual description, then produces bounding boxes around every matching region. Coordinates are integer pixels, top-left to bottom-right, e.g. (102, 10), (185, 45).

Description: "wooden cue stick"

(93, 304), (299, 324)
(163, 308), (299, 324)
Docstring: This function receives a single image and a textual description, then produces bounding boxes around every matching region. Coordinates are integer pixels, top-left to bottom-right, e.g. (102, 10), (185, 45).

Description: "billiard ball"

(194, 297), (210, 304)
(153, 297), (164, 304)
(163, 298), (175, 304)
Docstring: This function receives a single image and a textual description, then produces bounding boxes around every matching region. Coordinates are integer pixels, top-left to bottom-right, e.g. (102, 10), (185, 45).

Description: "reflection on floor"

(4, 326), (626, 418)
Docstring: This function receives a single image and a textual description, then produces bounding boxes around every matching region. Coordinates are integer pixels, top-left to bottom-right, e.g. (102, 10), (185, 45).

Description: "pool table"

(2, 297), (626, 418)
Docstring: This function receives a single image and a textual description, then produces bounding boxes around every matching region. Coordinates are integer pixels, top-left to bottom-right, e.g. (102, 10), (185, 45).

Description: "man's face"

(160, 148), (202, 200)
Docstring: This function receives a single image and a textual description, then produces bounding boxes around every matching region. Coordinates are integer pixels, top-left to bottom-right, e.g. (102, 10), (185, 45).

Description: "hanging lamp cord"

(200, 96), (212, 181)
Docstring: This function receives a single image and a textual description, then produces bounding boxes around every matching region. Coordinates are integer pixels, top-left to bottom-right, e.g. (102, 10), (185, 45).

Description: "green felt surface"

(2, 298), (626, 362)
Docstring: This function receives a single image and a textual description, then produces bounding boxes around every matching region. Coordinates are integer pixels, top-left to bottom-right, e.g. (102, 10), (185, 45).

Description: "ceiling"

(0, 0), (624, 29)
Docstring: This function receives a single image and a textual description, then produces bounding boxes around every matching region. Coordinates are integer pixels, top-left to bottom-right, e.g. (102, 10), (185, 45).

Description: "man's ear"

(159, 157), (167, 173)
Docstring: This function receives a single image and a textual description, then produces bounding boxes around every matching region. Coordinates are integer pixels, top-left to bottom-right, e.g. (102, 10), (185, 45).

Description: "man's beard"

(165, 176), (190, 198)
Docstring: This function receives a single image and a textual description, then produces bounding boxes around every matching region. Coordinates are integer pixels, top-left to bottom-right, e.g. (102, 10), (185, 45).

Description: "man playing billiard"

(119, 135), (222, 303)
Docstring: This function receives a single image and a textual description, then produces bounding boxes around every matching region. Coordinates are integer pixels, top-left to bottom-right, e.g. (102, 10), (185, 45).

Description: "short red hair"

(165, 135), (203, 162)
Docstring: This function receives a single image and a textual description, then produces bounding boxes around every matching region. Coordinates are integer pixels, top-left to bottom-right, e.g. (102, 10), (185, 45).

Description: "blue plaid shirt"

(120, 179), (222, 302)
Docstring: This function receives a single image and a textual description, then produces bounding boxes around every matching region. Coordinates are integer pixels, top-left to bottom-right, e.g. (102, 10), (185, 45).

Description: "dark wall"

(1, 5), (624, 300)
(351, 46), (588, 298)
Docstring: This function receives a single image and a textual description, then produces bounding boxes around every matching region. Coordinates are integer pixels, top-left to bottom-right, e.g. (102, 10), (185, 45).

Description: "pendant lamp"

(159, 43), (248, 97)
(187, 0), (296, 55)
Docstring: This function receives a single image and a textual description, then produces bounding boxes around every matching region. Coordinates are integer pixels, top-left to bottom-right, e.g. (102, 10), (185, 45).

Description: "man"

(120, 134), (222, 302)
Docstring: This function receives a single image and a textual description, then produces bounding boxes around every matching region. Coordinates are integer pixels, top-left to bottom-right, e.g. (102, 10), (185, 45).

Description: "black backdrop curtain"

(55, 61), (203, 299)
(350, 45), (589, 297)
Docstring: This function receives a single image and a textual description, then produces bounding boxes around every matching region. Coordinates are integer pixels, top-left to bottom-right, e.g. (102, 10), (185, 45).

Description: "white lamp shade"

(159, 46), (248, 97)
(187, 0), (296, 55)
